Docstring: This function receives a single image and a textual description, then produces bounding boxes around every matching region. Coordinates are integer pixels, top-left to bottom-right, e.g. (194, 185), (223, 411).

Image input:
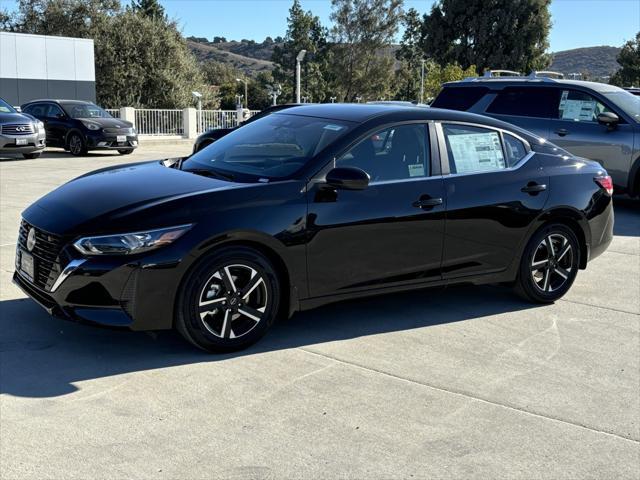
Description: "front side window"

(183, 113), (353, 180)
(503, 134), (528, 167)
(486, 87), (560, 118)
(337, 124), (429, 182)
(46, 104), (65, 118)
(443, 124), (506, 174)
(556, 90), (613, 122)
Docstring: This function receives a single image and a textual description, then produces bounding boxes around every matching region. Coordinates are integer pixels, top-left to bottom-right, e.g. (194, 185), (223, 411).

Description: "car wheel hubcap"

(70, 136), (81, 154)
(530, 233), (573, 293)
(197, 264), (268, 339)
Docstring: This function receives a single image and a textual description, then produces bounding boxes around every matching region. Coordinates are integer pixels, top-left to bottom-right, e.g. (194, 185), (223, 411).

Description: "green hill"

(549, 46), (621, 80)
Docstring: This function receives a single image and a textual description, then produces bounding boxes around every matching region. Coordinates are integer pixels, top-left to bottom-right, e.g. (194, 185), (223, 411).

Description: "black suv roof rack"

(461, 69), (565, 83)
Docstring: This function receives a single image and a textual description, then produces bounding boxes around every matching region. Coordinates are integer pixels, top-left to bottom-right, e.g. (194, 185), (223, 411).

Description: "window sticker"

(408, 163), (425, 177)
(448, 132), (505, 173)
(559, 90), (596, 121)
(323, 124), (344, 131)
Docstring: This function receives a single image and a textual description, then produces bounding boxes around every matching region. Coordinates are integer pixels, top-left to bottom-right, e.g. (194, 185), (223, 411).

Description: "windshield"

(183, 113), (353, 180)
(604, 91), (640, 122)
(0, 98), (16, 114)
(62, 103), (112, 119)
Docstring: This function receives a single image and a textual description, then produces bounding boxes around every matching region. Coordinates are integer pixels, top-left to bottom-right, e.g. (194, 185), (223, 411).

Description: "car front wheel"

(176, 246), (281, 352)
(515, 223), (580, 303)
(68, 133), (87, 156)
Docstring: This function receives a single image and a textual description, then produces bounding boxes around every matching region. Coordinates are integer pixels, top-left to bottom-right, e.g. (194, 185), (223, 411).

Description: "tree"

(610, 33), (640, 87)
(271, 0), (330, 102)
(395, 8), (423, 101)
(329, 0), (404, 102)
(421, 0), (551, 73)
(9, 0), (119, 37)
(423, 62), (477, 100)
(130, 0), (166, 21)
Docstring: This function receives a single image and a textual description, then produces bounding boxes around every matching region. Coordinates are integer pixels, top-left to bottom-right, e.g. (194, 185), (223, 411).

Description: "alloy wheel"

(530, 233), (574, 293)
(69, 135), (82, 155)
(197, 264), (268, 339)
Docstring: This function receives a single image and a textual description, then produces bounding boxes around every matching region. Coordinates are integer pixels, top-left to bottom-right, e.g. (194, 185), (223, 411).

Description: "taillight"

(594, 175), (614, 195)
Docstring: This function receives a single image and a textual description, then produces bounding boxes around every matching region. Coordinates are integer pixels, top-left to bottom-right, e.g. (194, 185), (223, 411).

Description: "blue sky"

(1, 0), (638, 51)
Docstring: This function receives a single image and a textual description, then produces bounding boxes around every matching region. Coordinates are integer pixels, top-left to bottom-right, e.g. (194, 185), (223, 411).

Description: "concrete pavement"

(1, 146), (638, 479)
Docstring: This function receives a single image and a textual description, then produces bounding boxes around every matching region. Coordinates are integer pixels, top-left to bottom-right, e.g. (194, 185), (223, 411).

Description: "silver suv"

(432, 75), (640, 196)
(0, 97), (46, 159)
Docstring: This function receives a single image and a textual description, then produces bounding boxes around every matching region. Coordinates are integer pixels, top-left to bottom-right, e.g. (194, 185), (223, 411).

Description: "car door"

(43, 103), (68, 147)
(548, 88), (634, 189)
(437, 122), (549, 279)
(483, 86), (560, 139)
(305, 122), (446, 297)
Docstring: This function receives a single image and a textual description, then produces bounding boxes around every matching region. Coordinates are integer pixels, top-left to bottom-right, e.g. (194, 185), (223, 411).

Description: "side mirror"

(325, 167), (370, 191)
(56, 113), (66, 119)
(597, 112), (619, 129)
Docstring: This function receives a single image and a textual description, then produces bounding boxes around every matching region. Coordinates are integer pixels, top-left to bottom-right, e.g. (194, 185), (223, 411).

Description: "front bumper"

(13, 226), (188, 331)
(0, 132), (46, 154)
(85, 131), (138, 151)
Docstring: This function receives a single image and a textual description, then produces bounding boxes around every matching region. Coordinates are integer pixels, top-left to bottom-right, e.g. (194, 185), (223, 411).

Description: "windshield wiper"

(182, 168), (235, 181)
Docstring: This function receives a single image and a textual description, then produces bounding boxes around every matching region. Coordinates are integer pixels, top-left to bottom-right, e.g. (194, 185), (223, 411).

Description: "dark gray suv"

(432, 76), (640, 196)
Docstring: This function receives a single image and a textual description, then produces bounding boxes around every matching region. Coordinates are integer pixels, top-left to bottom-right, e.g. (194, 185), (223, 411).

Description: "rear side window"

(431, 87), (488, 111)
(487, 87), (560, 118)
(24, 103), (47, 117)
(503, 134), (528, 167)
(442, 124), (506, 174)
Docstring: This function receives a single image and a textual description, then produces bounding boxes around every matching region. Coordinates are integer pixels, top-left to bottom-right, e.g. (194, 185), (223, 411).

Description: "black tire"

(23, 152), (41, 159)
(67, 133), (87, 156)
(514, 223), (580, 303)
(176, 246), (281, 353)
(118, 149), (133, 155)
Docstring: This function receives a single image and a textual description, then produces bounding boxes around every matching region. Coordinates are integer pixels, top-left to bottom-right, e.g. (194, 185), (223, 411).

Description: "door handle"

(554, 129), (569, 137)
(412, 197), (443, 209)
(521, 183), (547, 194)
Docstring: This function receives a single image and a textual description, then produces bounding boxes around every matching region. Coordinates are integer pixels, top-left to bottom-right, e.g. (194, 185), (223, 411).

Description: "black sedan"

(192, 103), (300, 153)
(14, 104), (613, 352)
(21, 100), (138, 156)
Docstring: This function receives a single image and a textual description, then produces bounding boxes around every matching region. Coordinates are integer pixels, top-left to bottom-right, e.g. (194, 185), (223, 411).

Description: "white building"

(0, 31), (96, 106)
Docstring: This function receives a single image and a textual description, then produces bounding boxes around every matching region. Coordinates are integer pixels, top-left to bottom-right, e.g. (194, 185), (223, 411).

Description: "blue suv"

(432, 75), (640, 196)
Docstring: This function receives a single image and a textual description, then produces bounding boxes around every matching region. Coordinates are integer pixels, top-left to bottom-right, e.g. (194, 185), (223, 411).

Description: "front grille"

(18, 220), (63, 291)
(1, 124), (35, 135)
(103, 127), (133, 134)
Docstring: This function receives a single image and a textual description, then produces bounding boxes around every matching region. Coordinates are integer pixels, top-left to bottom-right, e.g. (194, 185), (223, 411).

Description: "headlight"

(73, 224), (193, 255)
(36, 121), (45, 133)
(82, 121), (101, 131)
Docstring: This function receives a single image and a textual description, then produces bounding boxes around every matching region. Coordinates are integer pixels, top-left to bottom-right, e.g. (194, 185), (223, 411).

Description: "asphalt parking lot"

(1, 145), (639, 479)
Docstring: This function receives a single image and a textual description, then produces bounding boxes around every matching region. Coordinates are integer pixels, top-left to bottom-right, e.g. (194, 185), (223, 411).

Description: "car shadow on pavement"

(0, 284), (540, 398)
(613, 195), (640, 237)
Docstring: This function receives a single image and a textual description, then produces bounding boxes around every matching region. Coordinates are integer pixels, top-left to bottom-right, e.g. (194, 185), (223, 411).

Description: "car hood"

(22, 161), (248, 234)
(78, 117), (133, 129)
(0, 112), (37, 124)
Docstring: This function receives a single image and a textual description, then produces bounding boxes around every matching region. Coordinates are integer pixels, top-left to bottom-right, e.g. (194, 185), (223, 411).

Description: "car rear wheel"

(22, 152), (41, 159)
(176, 246), (280, 353)
(515, 223), (580, 303)
(68, 133), (87, 156)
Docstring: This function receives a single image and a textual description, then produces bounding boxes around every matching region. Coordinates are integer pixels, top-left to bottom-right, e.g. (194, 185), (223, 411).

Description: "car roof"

(443, 77), (625, 93)
(278, 103), (540, 141)
(22, 99), (94, 105)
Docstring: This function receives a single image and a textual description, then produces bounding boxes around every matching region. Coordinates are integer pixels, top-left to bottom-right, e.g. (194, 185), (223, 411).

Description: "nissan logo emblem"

(26, 228), (36, 252)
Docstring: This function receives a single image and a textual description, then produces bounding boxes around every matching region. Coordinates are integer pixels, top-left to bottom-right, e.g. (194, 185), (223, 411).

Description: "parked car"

(21, 99), (138, 156)
(0, 96), (46, 159)
(192, 104), (301, 153)
(431, 75), (640, 196)
(14, 104), (613, 352)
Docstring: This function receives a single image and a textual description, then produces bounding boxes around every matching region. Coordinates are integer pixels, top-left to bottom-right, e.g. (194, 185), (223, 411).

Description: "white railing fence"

(103, 107), (262, 139)
(135, 109), (183, 136)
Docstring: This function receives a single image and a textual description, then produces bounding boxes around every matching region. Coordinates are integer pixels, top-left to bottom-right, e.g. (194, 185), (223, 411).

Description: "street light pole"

(236, 78), (248, 108)
(420, 59), (426, 104)
(296, 49), (307, 104)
